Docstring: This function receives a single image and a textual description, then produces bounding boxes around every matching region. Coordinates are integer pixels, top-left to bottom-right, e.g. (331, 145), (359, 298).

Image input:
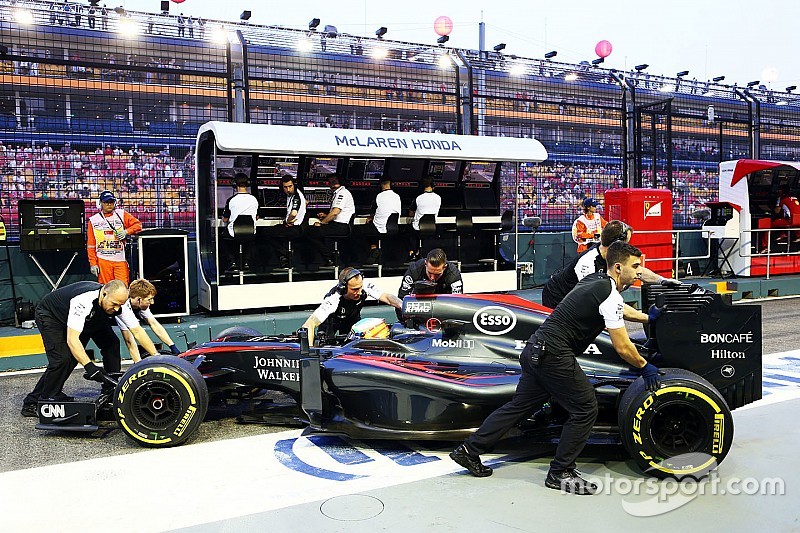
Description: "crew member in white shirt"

(222, 173), (259, 271)
(309, 174), (355, 267)
(362, 175), (402, 264)
(408, 176), (442, 259)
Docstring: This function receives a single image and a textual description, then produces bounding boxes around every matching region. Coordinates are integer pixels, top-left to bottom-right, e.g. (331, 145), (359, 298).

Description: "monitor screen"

(310, 157), (340, 179)
(384, 158), (425, 182)
(463, 161), (497, 183)
(347, 158), (385, 184)
(428, 160), (460, 182)
(19, 199), (86, 252)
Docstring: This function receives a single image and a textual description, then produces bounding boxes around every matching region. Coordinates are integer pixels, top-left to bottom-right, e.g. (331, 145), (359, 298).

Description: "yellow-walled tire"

(114, 355), (208, 447)
(617, 368), (733, 479)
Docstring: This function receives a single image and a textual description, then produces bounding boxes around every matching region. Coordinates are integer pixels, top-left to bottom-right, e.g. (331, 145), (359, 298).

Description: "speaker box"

(136, 229), (190, 317)
(160, 1), (170, 13)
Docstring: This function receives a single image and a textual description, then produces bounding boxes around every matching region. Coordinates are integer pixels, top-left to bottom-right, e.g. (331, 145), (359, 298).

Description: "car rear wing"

(642, 284), (762, 410)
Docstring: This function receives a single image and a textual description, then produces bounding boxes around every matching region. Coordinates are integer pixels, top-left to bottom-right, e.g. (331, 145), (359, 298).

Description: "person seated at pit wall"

(301, 267), (402, 346)
(358, 175), (402, 265)
(221, 172), (259, 270)
(407, 176), (441, 260)
(308, 174), (356, 267)
(264, 174), (307, 268)
(117, 278), (183, 360)
(397, 248), (463, 320)
(542, 220), (681, 315)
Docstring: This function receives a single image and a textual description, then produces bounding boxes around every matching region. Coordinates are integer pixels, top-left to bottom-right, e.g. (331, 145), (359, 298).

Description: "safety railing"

(739, 227), (800, 279)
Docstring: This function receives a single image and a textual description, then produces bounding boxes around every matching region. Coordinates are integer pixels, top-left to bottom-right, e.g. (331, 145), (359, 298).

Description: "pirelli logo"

(712, 413), (725, 454)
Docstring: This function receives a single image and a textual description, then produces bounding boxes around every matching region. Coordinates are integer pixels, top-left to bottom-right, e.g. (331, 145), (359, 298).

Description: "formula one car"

(37, 284), (762, 478)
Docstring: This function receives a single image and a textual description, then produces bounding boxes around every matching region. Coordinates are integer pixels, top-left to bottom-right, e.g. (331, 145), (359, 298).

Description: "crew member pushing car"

(21, 280), (129, 417)
(397, 248), (462, 319)
(542, 220), (681, 310)
(449, 241), (664, 495)
(116, 278), (182, 361)
(301, 267), (402, 345)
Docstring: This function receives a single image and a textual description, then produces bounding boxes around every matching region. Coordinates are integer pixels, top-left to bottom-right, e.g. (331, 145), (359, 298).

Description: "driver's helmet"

(347, 317), (390, 341)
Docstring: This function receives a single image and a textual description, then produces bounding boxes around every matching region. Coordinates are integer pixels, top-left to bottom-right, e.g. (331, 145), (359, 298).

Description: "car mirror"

(412, 280), (437, 295)
(440, 319), (469, 337)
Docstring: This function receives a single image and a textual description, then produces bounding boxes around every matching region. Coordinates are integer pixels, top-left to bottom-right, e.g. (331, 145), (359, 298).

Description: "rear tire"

(617, 368), (733, 479)
(114, 355), (208, 447)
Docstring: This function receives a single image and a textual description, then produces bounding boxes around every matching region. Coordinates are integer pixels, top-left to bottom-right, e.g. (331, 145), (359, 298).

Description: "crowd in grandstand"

(0, 141), (195, 228)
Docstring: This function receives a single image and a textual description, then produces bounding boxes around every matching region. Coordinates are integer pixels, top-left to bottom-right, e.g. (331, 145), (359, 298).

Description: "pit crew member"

(543, 220), (681, 313)
(450, 241), (663, 495)
(21, 280), (129, 417)
(116, 278), (181, 361)
(301, 267), (402, 346)
(397, 248), (462, 319)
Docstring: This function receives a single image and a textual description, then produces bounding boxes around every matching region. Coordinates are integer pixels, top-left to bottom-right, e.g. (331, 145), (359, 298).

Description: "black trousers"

(464, 346), (598, 473)
(307, 222), (350, 261)
(24, 310), (121, 407)
(265, 224), (304, 260)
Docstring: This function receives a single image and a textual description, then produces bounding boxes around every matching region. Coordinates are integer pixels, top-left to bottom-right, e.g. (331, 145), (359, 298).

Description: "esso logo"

(473, 306), (517, 336)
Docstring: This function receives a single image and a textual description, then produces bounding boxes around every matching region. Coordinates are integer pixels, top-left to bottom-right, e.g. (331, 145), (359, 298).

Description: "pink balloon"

(434, 16), (453, 37)
(595, 40), (613, 58)
(171, 0), (186, 4)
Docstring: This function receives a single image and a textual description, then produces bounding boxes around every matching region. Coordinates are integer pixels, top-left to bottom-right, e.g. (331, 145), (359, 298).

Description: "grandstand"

(1, 0), (800, 235)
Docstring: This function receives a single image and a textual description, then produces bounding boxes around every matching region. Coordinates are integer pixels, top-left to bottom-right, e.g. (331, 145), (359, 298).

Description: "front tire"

(114, 355), (208, 447)
(617, 368), (733, 479)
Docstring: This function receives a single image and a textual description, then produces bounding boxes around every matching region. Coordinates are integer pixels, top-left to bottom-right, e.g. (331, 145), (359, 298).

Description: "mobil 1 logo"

(473, 306), (517, 336)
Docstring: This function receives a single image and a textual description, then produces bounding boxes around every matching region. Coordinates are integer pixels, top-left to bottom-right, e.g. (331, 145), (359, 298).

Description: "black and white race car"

(37, 284), (762, 478)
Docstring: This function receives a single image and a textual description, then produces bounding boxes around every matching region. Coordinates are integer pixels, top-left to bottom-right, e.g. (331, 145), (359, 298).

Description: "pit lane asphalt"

(0, 297), (794, 474)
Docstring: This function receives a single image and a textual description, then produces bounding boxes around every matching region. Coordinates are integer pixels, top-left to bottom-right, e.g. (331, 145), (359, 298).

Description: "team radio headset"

(337, 267), (362, 295)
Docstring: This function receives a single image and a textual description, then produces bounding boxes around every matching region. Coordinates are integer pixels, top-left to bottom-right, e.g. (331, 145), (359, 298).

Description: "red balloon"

(595, 40), (612, 58)
(434, 16), (453, 37)
(171, 0), (186, 4)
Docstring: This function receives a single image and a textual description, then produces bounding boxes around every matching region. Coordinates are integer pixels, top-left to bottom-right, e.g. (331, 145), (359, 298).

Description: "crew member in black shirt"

(397, 248), (463, 319)
(21, 280), (129, 417)
(301, 267), (402, 346)
(542, 220), (681, 311)
(266, 174), (306, 268)
(449, 241), (663, 494)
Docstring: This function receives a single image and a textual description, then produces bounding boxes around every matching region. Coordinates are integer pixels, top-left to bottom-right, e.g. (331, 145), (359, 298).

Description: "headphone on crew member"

(337, 267), (362, 295)
(613, 221), (633, 244)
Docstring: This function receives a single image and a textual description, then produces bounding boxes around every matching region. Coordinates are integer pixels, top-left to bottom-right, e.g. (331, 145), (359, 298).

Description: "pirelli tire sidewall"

(114, 355), (209, 448)
(617, 368), (734, 479)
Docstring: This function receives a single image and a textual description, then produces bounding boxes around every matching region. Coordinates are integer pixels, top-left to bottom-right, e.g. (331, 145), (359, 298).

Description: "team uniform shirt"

(285, 189), (307, 226)
(330, 186), (356, 224)
(372, 189), (402, 233)
(536, 272), (624, 356)
(410, 191), (442, 230)
(542, 246), (605, 306)
(115, 300), (154, 331)
(87, 209), (142, 263)
(223, 192), (259, 237)
(572, 213), (607, 250)
(398, 259), (463, 301)
(36, 281), (117, 334)
(312, 281), (383, 335)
